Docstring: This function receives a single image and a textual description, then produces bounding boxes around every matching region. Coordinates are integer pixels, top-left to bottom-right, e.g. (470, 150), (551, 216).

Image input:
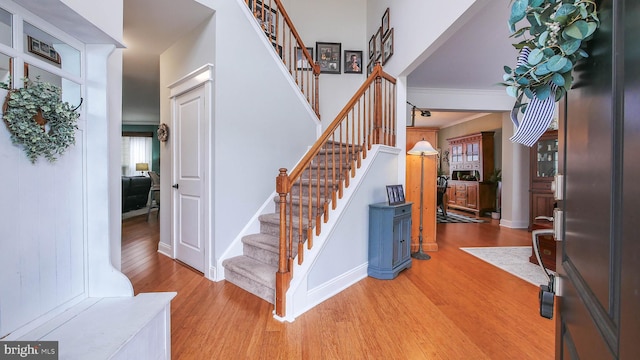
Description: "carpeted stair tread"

(222, 256), (276, 289)
(242, 233), (279, 252)
(273, 194), (329, 206)
(258, 213), (311, 230)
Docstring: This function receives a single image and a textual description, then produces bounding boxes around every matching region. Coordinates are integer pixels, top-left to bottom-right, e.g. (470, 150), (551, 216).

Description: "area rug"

(460, 246), (552, 286)
(122, 207), (149, 220)
(437, 211), (485, 224)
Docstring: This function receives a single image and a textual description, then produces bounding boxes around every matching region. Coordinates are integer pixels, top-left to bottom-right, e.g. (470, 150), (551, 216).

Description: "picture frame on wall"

(382, 8), (390, 36)
(316, 42), (341, 74)
(27, 36), (61, 64)
(367, 59), (374, 76)
(344, 50), (363, 74)
(368, 34), (375, 60)
(386, 185), (405, 205)
(382, 28), (394, 65)
(295, 46), (313, 70)
(374, 27), (382, 61)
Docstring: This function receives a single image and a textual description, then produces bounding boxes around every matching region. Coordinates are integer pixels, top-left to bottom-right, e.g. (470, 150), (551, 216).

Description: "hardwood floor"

(122, 213), (555, 359)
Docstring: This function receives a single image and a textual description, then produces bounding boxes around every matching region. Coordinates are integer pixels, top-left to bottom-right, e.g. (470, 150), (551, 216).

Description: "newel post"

(373, 63), (383, 144)
(275, 168), (290, 317)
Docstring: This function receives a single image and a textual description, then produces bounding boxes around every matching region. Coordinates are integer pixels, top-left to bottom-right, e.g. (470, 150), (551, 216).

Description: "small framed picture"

(295, 47), (313, 70)
(374, 27), (382, 61)
(382, 28), (394, 65)
(27, 36), (61, 64)
(368, 34), (375, 59)
(344, 50), (363, 74)
(316, 42), (341, 74)
(382, 8), (390, 36)
(367, 59), (374, 76)
(386, 185), (405, 205)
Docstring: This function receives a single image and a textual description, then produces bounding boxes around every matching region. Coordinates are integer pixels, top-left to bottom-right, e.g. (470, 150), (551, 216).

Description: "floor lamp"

(407, 139), (439, 260)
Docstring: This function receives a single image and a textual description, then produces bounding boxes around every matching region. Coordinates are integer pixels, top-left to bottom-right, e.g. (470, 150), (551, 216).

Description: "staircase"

(222, 142), (360, 303)
(227, 0), (397, 318)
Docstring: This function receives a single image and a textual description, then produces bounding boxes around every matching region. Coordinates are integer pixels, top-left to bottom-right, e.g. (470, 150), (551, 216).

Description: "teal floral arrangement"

(1, 77), (80, 163)
(502, 0), (600, 113)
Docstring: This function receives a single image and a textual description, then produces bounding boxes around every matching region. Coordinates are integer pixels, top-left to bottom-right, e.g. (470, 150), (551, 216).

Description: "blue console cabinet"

(368, 202), (412, 279)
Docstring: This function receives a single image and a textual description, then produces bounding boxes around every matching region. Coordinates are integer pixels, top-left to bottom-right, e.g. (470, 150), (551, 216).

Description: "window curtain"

(122, 136), (152, 176)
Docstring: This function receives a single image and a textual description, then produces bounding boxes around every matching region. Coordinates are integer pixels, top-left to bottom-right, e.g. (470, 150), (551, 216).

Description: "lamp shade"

(407, 139), (438, 156)
(135, 162), (149, 171)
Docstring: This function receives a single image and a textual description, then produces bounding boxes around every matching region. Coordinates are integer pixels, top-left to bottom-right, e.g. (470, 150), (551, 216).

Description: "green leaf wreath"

(502, 0), (600, 113)
(1, 77), (80, 163)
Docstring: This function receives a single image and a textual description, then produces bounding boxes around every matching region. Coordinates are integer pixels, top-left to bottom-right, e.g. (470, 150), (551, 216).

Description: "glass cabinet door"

(451, 144), (463, 163)
(466, 142), (479, 162)
(536, 138), (558, 178)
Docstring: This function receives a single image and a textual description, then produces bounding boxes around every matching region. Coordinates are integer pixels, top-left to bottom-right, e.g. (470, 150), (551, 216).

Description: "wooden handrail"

(275, 63), (396, 317)
(244, 0), (321, 118)
(288, 65), (395, 182)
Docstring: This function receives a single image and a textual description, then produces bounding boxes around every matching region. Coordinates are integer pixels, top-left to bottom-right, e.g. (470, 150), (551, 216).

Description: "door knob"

(172, 183), (179, 189)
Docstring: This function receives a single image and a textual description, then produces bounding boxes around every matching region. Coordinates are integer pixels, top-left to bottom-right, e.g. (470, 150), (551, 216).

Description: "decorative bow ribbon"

(509, 47), (556, 147)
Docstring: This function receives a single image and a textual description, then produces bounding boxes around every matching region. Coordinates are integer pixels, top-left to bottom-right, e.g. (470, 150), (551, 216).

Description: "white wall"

(367, 0), (484, 78)
(281, 0), (367, 125)
(500, 113), (530, 228)
(159, 0), (318, 274)
(61, 0), (123, 41)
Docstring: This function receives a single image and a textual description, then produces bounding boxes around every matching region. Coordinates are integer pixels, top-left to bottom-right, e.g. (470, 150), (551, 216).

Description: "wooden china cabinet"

(528, 129), (558, 270)
(446, 132), (496, 217)
(528, 129), (558, 228)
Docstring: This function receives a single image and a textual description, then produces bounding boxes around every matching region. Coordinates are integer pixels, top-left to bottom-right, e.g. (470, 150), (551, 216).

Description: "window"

(122, 132), (153, 176)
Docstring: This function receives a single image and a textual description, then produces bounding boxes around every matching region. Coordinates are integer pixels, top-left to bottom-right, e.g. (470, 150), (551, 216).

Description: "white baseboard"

(157, 242), (173, 258)
(500, 219), (529, 228)
(300, 264), (368, 317)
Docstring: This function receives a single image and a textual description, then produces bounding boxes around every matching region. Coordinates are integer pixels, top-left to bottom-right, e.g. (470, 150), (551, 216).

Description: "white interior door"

(173, 85), (207, 272)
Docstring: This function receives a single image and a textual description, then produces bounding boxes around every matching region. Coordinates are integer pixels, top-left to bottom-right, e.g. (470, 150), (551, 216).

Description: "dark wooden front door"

(557, 0), (640, 358)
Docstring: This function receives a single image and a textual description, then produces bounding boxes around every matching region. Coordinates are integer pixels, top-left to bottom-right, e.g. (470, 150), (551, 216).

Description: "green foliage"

(1, 77), (80, 163)
(503, 0), (600, 113)
(488, 168), (502, 183)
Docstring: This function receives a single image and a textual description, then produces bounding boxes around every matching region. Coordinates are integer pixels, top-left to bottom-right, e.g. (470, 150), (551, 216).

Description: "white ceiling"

(406, 1), (517, 128)
(122, 1), (516, 127)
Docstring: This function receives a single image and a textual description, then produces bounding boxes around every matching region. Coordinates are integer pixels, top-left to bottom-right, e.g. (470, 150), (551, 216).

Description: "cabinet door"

(391, 214), (411, 266)
(451, 144), (463, 165)
(447, 186), (456, 205)
(531, 192), (555, 220)
(392, 215), (401, 266)
(399, 214), (411, 263)
(466, 183), (478, 209)
(532, 131), (558, 180)
(466, 142), (479, 162)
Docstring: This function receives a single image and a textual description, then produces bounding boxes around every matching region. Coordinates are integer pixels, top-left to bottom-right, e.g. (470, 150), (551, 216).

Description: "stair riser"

(274, 199), (328, 218)
(301, 166), (347, 180)
(290, 182), (339, 198)
(243, 242), (279, 267)
(224, 268), (275, 304)
(312, 152), (355, 164)
(260, 221), (309, 242)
